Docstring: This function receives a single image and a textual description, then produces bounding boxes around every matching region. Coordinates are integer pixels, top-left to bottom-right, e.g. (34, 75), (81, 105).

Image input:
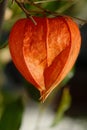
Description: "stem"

(27, 0), (60, 16)
(15, 0), (87, 24)
(15, 0), (37, 25)
(34, 0), (74, 4)
(71, 16), (87, 24)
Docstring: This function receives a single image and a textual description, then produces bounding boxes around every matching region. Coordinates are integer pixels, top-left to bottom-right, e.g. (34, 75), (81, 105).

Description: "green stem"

(34, 0), (73, 4)
(16, 0), (87, 24)
(27, 0), (60, 16)
(15, 0), (37, 25)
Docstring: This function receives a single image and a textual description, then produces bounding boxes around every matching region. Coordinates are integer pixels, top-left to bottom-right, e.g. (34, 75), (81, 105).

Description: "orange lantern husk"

(9, 16), (81, 102)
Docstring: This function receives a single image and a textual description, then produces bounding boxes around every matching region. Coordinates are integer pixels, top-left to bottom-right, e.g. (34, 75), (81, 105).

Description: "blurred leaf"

(0, 41), (8, 49)
(55, 1), (76, 13)
(0, 91), (20, 105)
(8, 2), (22, 17)
(25, 81), (40, 102)
(59, 68), (75, 87)
(51, 87), (71, 127)
(40, 0), (75, 14)
(41, 1), (60, 12)
(0, 98), (24, 130)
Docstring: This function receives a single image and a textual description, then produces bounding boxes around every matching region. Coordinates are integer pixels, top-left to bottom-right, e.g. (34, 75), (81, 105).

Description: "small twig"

(34, 0), (74, 4)
(71, 16), (87, 24)
(27, 0), (61, 16)
(15, 0), (30, 15)
(15, 0), (37, 25)
(34, 0), (59, 4)
(15, 0), (87, 25)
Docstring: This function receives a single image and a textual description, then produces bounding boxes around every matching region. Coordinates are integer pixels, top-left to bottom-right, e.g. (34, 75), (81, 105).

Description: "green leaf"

(0, 98), (24, 130)
(0, 41), (8, 49)
(59, 68), (75, 87)
(25, 81), (40, 102)
(51, 88), (71, 127)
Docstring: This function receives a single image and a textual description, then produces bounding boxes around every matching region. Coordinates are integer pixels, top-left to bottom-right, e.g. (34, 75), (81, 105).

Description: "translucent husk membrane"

(9, 16), (81, 102)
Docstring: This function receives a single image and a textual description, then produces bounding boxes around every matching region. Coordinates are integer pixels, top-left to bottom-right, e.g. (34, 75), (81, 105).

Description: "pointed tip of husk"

(39, 89), (50, 103)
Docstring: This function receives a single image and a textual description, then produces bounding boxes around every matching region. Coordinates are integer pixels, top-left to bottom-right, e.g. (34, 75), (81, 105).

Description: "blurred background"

(0, 0), (87, 130)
